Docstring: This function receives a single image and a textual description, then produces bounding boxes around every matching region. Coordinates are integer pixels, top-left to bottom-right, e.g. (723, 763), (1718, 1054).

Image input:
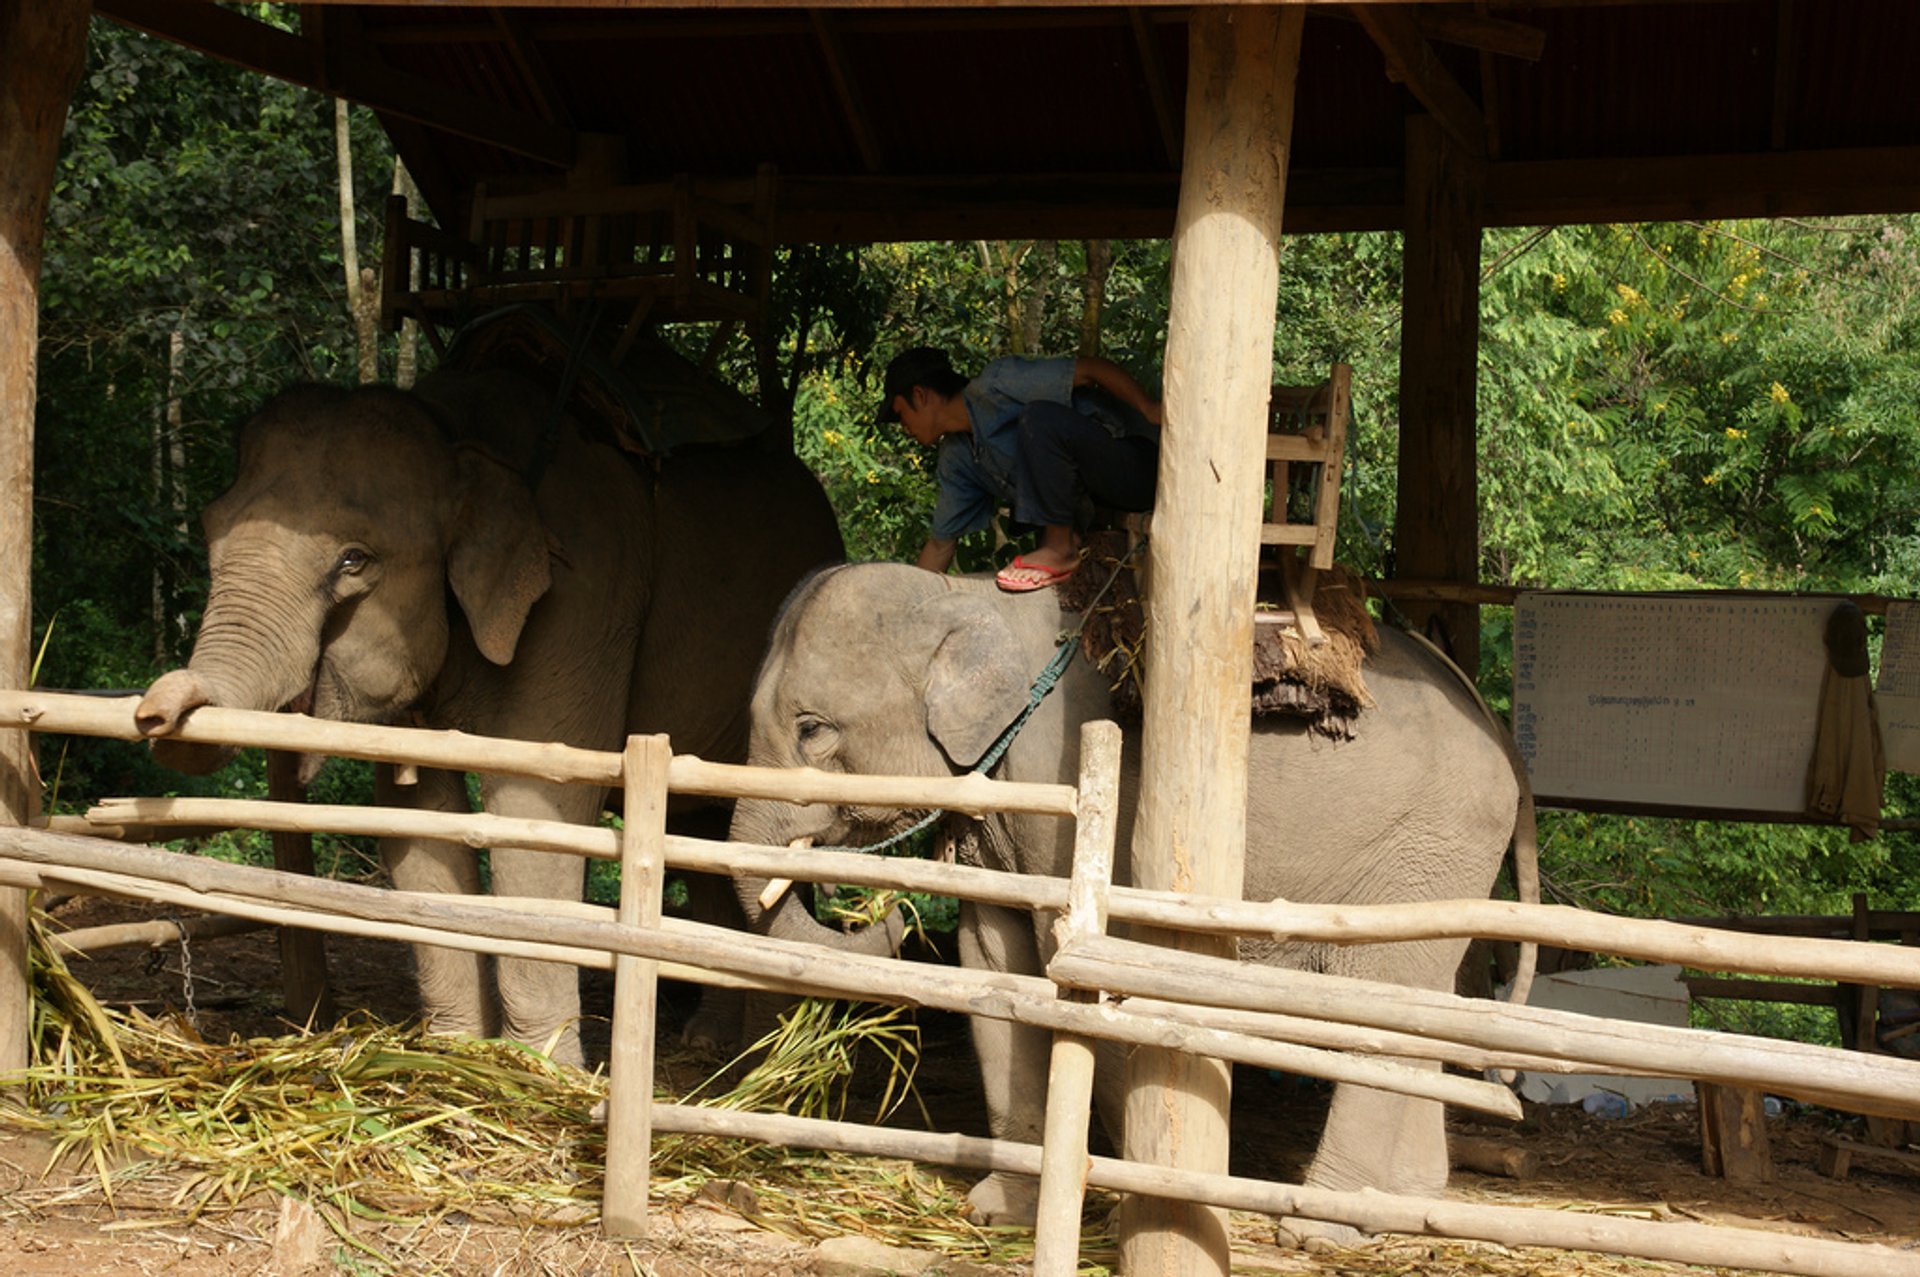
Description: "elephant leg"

(376, 765), (498, 1040)
(484, 775), (606, 1070)
(1282, 938), (1463, 1248)
(674, 867), (753, 1053)
(957, 900), (1054, 1227)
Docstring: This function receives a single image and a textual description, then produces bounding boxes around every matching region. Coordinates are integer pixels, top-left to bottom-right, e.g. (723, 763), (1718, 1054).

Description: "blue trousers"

(1011, 401), (1158, 529)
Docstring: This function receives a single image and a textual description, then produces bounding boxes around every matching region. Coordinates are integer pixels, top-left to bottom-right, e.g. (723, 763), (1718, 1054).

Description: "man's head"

(877, 347), (969, 445)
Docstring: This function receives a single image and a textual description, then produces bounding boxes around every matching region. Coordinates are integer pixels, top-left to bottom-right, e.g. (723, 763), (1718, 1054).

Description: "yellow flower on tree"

(1608, 308), (1629, 326)
(1768, 382), (1790, 405)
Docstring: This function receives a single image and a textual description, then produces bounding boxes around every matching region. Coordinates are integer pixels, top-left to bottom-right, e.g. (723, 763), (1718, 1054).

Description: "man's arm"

(916, 536), (958, 574)
(1074, 356), (1163, 426)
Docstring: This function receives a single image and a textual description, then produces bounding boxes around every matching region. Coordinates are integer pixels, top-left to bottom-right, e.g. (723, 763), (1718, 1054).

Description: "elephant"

(135, 366), (844, 1067)
(725, 561), (1537, 1236)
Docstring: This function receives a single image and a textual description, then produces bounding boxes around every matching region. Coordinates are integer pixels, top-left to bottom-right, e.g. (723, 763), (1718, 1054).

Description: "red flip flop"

(995, 553), (1078, 593)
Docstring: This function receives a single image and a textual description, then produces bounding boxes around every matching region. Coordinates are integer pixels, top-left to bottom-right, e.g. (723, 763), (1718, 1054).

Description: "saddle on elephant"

(1057, 529), (1379, 738)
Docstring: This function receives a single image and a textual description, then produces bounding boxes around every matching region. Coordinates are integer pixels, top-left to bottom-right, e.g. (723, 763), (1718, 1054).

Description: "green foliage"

(29, 34), (1920, 1052)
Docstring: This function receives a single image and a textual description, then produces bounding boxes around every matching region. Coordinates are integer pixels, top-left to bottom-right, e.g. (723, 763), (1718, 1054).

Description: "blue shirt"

(928, 357), (1077, 540)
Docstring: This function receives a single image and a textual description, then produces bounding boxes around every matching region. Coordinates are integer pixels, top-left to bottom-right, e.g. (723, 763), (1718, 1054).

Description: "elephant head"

(726, 564), (1032, 952)
(136, 377), (554, 767)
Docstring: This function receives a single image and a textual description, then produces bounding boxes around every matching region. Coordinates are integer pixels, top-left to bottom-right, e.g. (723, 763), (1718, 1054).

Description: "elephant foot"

(1274, 1215), (1363, 1253)
(681, 987), (746, 1055)
(965, 1172), (1040, 1227)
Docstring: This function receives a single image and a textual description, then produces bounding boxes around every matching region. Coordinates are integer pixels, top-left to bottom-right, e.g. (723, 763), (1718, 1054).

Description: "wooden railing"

(0, 689), (1917, 1275)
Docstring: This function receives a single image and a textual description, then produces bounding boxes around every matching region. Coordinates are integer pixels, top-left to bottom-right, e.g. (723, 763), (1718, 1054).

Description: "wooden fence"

(0, 689), (1918, 1276)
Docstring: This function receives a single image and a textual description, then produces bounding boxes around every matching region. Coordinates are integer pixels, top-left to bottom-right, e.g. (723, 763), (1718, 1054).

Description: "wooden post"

(265, 750), (333, 1027)
(1120, 9), (1301, 1276)
(1697, 1081), (1773, 1183)
(603, 733), (670, 1237)
(1032, 720), (1121, 1275)
(0, 0), (92, 1075)
(1393, 113), (1486, 679)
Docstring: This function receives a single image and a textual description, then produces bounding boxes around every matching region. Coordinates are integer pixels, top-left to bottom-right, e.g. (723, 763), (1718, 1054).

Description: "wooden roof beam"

(809, 9), (885, 173)
(96, 0), (574, 168)
(1129, 7), (1182, 168)
(489, 7), (574, 130)
(1415, 8), (1545, 62)
(1351, 5), (1489, 160)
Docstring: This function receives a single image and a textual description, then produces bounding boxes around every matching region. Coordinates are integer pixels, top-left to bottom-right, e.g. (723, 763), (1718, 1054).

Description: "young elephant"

(726, 562), (1534, 1237)
(136, 368), (843, 1067)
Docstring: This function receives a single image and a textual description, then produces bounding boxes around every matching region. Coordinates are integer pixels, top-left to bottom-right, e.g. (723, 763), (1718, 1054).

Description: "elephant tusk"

(756, 838), (811, 911)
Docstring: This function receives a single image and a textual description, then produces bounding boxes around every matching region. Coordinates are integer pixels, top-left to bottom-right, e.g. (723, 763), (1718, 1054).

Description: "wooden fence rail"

(0, 690), (1917, 1275)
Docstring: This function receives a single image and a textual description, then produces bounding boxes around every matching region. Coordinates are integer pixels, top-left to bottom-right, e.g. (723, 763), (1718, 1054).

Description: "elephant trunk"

(136, 542), (330, 772)
(729, 805), (904, 956)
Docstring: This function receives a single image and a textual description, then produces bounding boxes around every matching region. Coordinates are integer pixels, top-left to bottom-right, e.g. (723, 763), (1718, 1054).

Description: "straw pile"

(0, 913), (1049, 1268)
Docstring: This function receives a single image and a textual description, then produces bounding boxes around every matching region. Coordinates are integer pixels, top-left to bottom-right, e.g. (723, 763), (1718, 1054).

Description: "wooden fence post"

(602, 733), (670, 1237)
(0, 0), (92, 1077)
(1031, 720), (1122, 1274)
(1121, 8), (1302, 1275)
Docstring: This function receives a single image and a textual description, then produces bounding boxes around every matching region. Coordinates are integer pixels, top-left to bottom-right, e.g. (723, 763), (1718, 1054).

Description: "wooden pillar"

(1393, 113), (1486, 679)
(0, 0), (92, 1075)
(1119, 9), (1300, 1276)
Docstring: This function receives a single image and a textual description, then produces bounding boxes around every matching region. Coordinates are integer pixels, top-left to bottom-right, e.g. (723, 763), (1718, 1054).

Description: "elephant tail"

(1503, 777), (1540, 1008)
(1398, 627), (1539, 1008)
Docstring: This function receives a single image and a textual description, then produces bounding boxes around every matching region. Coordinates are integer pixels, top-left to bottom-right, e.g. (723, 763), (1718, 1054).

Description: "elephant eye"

(795, 715), (837, 751)
(335, 547), (374, 576)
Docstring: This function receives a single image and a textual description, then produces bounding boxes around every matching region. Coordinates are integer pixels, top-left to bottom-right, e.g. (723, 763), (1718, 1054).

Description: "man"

(878, 346), (1163, 591)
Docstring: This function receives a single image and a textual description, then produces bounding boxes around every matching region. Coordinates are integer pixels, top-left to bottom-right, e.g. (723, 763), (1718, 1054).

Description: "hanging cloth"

(1805, 600), (1885, 842)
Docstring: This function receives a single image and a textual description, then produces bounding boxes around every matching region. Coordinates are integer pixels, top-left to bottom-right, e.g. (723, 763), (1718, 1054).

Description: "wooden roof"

(98, 1), (1920, 241)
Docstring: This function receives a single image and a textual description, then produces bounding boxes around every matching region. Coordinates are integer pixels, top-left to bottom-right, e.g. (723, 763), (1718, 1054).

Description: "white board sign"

(1511, 593), (1833, 812)
(1874, 599), (1920, 775)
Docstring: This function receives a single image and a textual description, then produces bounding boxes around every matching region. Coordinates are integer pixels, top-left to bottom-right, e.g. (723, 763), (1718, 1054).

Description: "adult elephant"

(727, 562), (1536, 1235)
(135, 366), (844, 1068)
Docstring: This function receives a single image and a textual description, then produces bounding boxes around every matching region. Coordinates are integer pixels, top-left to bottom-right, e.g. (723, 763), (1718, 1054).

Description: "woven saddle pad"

(1057, 530), (1379, 739)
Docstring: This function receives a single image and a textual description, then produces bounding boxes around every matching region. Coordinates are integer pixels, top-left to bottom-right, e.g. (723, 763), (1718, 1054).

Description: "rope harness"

(816, 537), (1145, 860)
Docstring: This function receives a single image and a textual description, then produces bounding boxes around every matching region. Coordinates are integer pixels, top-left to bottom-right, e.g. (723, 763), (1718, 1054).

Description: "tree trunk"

(1020, 240), (1056, 354)
(334, 98), (378, 385)
(1080, 239), (1113, 358)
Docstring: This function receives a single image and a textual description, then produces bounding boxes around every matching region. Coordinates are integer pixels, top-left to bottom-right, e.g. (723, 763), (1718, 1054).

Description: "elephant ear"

(918, 593), (1032, 770)
(447, 444), (553, 665)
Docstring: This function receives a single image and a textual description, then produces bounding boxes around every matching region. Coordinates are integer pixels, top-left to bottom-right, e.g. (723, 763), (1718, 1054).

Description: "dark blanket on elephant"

(1057, 531), (1379, 739)
(442, 304), (776, 457)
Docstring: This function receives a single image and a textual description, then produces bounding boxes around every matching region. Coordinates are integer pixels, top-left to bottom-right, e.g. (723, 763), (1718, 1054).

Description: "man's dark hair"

(877, 347), (969, 423)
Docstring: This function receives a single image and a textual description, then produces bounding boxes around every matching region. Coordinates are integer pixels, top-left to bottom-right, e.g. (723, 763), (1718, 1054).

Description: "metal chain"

(174, 918), (198, 1031)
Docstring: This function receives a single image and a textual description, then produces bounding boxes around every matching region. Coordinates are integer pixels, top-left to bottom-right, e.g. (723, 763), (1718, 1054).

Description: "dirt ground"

(6, 893), (1918, 1276)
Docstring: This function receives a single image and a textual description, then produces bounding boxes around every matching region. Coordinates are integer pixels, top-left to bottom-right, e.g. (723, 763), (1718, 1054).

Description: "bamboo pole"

(0, 0), (92, 1078)
(1125, 11), (1300, 1271)
(1032, 721), (1119, 1275)
(1053, 934), (1920, 1121)
(49, 912), (267, 955)
(88, 795), (1920, 990)
(0, 827), (1519, 1117)
(604, 735), (669, 1238)
(5, 688), (1073, 816)
(15, 844), (1920, 1136)
(648, 1104), (1920, 1277)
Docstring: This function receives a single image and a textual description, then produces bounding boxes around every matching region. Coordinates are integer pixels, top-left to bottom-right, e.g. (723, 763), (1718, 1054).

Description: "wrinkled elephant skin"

(138, 369), (842, 1067)
(726, 563), (1530, 1235)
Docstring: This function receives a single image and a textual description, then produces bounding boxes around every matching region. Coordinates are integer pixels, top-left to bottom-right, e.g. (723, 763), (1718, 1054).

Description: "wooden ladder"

(1261, 363), (1352, 646)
